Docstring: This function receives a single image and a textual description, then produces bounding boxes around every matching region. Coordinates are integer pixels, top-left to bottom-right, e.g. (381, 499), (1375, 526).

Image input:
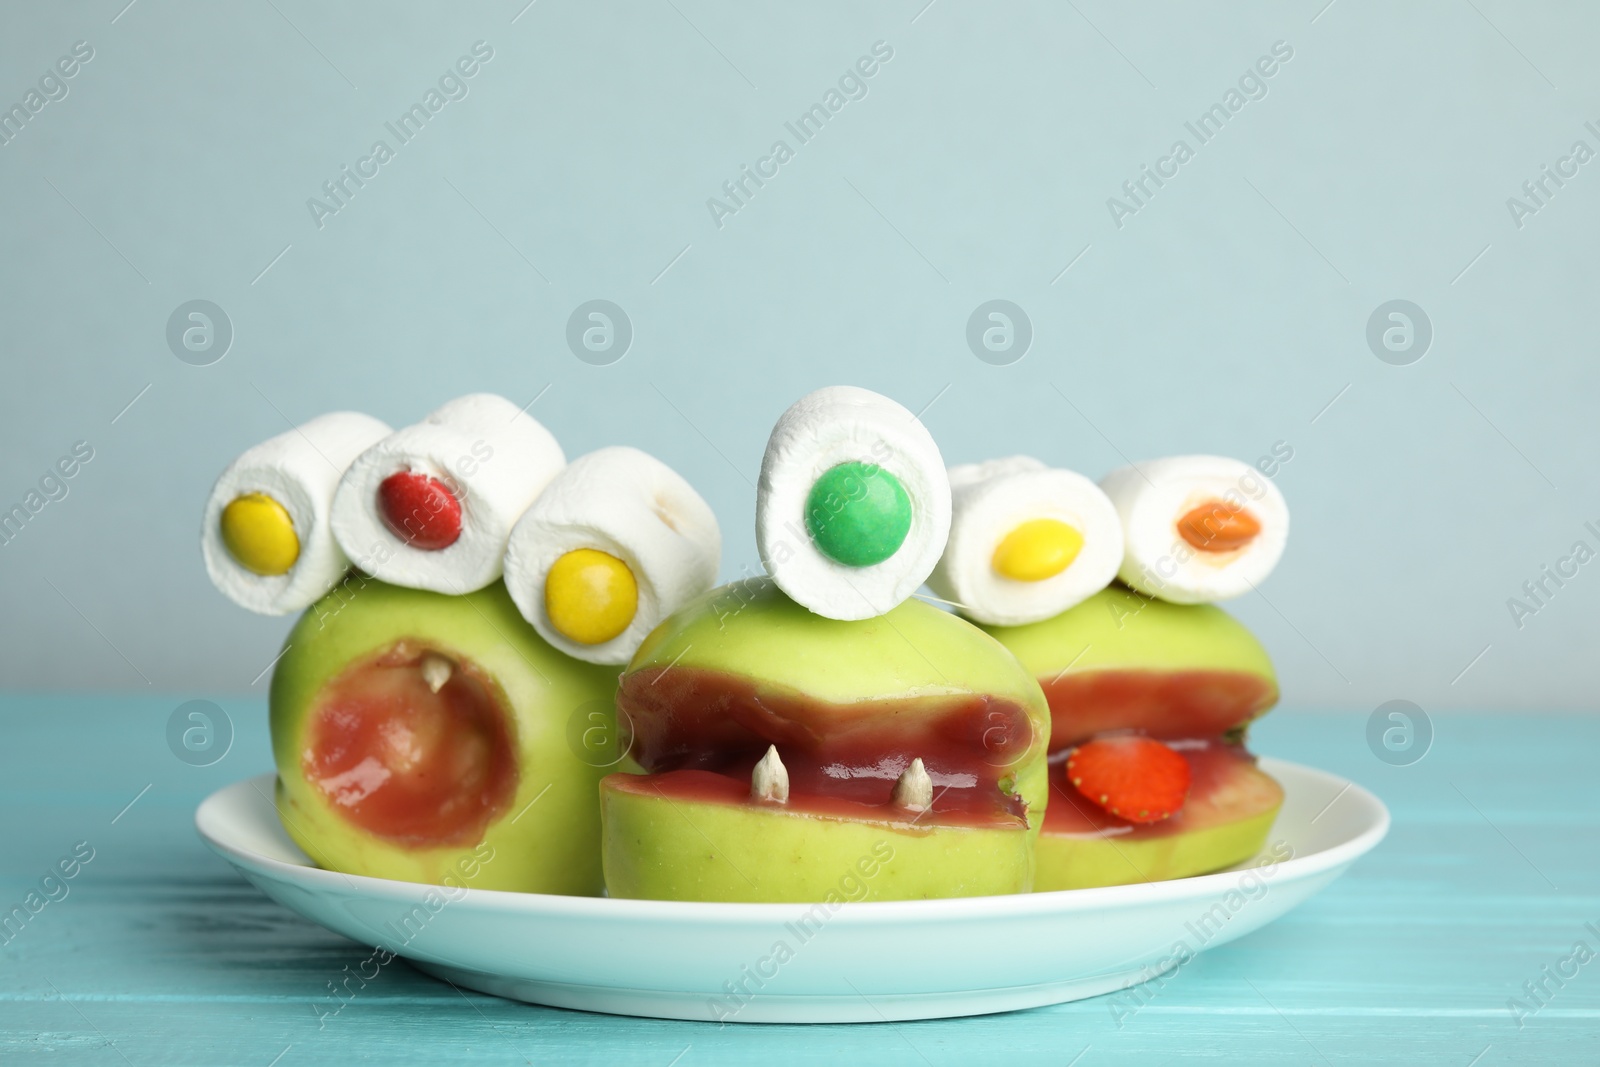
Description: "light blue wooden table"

(2, 696), (1592, 1065)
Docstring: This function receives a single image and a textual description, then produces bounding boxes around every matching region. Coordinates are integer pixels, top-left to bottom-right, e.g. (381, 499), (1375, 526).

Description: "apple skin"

(980, 584), (1278, 746)
(1036, 763), (1284, 891)
(269, 578), (620, 894)
(602, 775), (1032, 902)
(604, 577), (1052, 901)
(1035, 806), (1281, 890)
(981, 583), (1276, 691)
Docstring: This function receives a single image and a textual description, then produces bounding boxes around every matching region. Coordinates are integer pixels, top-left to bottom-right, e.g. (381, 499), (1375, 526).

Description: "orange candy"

(1177, 500), (1261, 553)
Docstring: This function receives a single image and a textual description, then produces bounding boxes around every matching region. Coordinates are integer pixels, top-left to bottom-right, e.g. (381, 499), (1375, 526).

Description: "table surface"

(1, 696), (1593, 1066)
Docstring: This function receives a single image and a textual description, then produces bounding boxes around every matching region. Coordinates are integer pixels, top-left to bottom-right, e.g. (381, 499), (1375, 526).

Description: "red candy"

(378, 471), (462, 551)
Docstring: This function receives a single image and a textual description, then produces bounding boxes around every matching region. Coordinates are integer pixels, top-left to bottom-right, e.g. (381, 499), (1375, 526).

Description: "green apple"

(1035, 743), (1284, 890)
(269, 578), (620, 894)
(981, 584), (1283, 892)
(981, 584), (1278, 748)
(600, 577), (1051, 902)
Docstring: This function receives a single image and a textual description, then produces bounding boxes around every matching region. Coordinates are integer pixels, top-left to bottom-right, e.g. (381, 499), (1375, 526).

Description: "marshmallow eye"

(503, 446), (722, 665)
(1099, 455), (1289, 604)
(755, 386), (952, 621)
(991, 518), (1083, 583)
(1176, 500), (1261, 554)
(204, 411), (394, 615)
(377, 471), (463, 551)
(926, 461), (1123, 627)
(803, 461), (913, 567)
(330, 394), (567, 596)
(544, 548), (639, 646)
(220, 492), (300, 576)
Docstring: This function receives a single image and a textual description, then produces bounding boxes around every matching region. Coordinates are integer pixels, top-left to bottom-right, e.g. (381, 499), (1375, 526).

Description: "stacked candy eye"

(330, 394), (565, 595)
(926, 456), (1124, 626)
(503, 446), (722, 665)
(755, 386), (951, 621)
(201, 412), (393, 614)
(1100, 454), (1289, 604)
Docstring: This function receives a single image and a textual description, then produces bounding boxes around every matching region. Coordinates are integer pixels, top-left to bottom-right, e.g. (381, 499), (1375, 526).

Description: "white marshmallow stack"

(1101, 455), (1289, 604)
(503, 446), (722, 665)
(926, 456), (1124, 626)
(756, 385), (951, 621)
(201, 412), (392, 615)
(331, 393), (565, 595)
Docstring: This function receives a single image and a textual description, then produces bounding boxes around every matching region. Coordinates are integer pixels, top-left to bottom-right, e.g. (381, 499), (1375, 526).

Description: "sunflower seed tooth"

(891, 757), (933, 813)
(420, 653), (452, 693)
(751, 745), (789, 804)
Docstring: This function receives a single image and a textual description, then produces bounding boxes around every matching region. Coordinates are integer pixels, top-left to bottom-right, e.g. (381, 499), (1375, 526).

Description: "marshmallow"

(756, 386), (951, 621)
(1101, 455), (1289, 604)
(331, 393), (565, 595)
(503, 446), (721, 665)
(927, 456), (1123, 626)
(201, 412), (392, 615)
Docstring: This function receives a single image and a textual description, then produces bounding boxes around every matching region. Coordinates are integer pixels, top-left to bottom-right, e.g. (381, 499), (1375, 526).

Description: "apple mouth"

(302, 639), (519, 847)
(1044, 737), (1280, 841)
(1041, 668), (1277, 750)
(617, 665), (1036, 829)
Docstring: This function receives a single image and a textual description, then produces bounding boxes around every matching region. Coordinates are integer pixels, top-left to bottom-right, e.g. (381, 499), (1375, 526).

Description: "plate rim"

(196, 756), (1389, 923)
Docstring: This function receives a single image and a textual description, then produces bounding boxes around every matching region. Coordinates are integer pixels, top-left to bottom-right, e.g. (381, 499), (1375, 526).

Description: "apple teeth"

(420, 653), (452, 694)
(751, 744), (789, 804)
(891, 757), (933, 813)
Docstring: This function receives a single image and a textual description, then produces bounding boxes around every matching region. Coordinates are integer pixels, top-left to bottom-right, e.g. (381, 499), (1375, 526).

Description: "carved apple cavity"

(303, 641), (518, 848)
(269, 578), (620, 895)
(617, 667), (1034, 829)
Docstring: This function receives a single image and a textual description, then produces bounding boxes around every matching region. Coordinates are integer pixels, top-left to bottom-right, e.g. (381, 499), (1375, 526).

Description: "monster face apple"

(269, 578), (619, 894)
(599, 578), (1052, 903)
(982, 584), (1283, 890)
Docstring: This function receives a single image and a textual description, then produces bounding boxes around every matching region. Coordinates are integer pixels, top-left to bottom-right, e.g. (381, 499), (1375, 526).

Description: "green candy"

(804, 461), (912, 567)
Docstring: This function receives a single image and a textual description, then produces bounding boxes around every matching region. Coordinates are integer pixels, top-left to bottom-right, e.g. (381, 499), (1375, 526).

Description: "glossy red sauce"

(615, 666), (1036, 829)
(1042, 669), (1277, 750)
(303, 641), (517, 847)
(1044, 737), (1280, 841)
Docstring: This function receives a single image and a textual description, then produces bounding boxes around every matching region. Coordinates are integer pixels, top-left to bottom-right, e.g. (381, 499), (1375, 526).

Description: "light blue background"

(1, 0), (1595, 712)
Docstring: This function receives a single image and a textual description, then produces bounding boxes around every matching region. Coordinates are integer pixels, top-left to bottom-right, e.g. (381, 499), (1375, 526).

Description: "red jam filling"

(616, 666), (1036, 829)
(1044, 737), (1279, 841)
(1042, 669), (1277, 751)
(302, 641), (517, 847)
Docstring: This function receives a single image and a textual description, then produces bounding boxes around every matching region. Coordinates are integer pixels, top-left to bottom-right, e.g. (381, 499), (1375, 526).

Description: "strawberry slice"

(1065, 736), (1191, 824)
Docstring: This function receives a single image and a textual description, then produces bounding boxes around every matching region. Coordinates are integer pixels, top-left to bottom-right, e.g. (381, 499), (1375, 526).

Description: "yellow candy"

(545, 548), (638, 645)
(220, 493), (301, 576)
(991, 518), (1083, 582)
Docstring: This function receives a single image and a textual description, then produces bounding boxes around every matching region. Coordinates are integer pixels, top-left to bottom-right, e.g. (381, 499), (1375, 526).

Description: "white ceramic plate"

(195, 759), (1387, 1024)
